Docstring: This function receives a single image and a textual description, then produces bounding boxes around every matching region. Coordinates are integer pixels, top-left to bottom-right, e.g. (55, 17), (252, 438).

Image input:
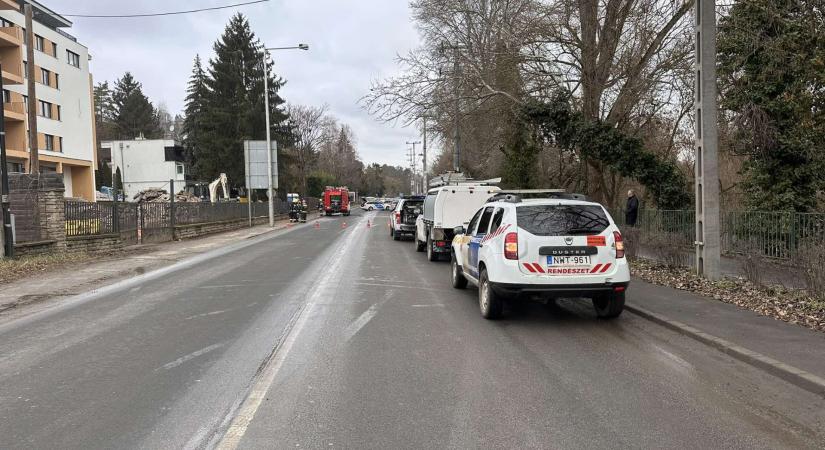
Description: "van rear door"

(515, 204), (614, 277)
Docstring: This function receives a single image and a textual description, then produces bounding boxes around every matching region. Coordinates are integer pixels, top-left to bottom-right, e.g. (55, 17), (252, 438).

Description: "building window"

(40, 68), (50, 85)
(44, 134), (55, 151)
(34, 34), (44, 52)
(7, 162), (24, 173)
(2, 89), (9, 103)
(176, 163), (185, 175)
(67, 50), (80, 68)
(0, 18), (12, 28)
(54, 73), (59, 89)
(56, 105), (61, 120)
(22, 61), (26, 77)
(59, 136), (63, 151)
(38, 100), (52, 118)
(51, 42), (57, 57)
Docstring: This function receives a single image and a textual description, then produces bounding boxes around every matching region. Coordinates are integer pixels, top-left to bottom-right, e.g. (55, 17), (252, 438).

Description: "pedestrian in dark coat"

(625, 190), (639, 227)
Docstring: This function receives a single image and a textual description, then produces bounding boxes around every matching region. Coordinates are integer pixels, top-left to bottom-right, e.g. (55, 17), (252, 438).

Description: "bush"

(646, 230), (690, 268)
(795, 239), (825, 299)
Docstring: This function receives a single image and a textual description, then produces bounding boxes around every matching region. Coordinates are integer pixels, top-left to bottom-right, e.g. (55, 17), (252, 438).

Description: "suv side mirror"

(453, 226), (466, 235)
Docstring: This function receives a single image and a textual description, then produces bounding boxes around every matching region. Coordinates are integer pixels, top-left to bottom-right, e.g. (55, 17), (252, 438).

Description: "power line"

(60, 0), (269, 18)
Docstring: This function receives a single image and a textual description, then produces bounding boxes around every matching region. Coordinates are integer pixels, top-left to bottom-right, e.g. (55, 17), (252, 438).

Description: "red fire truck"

(323, 186), (350, 216)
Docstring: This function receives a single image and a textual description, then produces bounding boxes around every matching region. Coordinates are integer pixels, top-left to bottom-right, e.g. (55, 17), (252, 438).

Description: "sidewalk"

(628, 279), (825, 393)
(0, 215), (311, 320)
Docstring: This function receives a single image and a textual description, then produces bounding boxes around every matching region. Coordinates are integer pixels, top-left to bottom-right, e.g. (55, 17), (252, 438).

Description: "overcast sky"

(48, 0), (423, 167)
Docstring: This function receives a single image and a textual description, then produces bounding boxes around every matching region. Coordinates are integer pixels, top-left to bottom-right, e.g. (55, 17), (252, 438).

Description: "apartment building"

(0, 0), (96, 200)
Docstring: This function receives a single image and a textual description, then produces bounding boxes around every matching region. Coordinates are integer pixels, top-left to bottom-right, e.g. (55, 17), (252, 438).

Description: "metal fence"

(66, 199), (287, 243)
(611, 209), (825, 260)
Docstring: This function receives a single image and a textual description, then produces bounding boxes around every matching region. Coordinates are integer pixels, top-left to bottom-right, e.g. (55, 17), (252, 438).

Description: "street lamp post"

(262, 44), (309, 227)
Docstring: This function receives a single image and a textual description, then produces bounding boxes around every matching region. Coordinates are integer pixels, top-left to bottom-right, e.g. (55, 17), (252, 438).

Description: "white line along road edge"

(216, 214), (367, 449)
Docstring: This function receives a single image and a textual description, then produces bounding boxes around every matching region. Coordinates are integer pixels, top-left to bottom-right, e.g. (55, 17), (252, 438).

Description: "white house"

(101, 139), (186, 200)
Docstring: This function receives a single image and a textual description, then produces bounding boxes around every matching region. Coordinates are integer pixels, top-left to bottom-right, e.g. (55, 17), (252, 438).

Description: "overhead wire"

(59, 0), (268, 18)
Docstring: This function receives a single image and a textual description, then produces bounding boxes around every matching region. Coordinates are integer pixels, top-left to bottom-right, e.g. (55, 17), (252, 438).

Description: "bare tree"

(286, 103), (330, 195)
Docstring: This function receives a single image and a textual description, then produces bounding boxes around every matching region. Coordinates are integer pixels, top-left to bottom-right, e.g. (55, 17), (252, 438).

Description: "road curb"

(625, 304), (825, 398)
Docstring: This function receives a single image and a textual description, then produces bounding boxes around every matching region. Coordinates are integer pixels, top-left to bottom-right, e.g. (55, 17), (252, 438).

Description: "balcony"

(0, 25), (21, 47)
(0, 0), (17, 11)
(3, 100), (25, 121)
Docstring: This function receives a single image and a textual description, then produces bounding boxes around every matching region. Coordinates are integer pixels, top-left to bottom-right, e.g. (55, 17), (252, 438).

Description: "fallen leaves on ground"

(0, 252), (95, 285)
(631, 258), (825, 333)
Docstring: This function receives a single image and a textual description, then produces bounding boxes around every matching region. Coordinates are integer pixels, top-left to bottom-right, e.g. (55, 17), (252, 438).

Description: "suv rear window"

(516, 205), (609, 236)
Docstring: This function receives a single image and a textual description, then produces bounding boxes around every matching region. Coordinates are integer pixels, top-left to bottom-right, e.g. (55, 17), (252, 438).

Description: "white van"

(415, 184), (501, 261)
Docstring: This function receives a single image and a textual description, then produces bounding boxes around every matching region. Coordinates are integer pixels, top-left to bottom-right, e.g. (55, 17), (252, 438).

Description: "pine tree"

(198, 13), (287, 185)
(718, 0), (825, 212)
(93, 81), (118, 142)
(112, 72), (161, 139)
(182, 55), (210, 178)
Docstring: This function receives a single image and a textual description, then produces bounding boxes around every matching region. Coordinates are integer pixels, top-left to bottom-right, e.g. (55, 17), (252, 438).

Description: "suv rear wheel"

(451, 253), (467, 289)
(592, 291), (625, 319)
(478, 268), (503, 319)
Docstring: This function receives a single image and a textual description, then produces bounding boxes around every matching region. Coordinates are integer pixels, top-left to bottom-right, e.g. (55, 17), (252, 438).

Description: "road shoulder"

(628, 279), (825, 396)
(0, 216), (311, 323)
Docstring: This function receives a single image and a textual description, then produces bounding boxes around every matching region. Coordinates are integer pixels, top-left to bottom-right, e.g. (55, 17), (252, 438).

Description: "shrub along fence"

(610, 209), (825, 261)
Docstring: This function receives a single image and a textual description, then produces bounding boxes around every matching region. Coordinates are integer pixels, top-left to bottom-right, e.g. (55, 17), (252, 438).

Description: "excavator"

(209, 173), (229, 203)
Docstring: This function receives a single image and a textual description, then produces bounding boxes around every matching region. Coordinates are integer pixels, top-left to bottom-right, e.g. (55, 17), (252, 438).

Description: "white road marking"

(411, 304), (445, 308)
(158, 343), (224, 371)
(184, 310), (228, 320)
(343, 304), (380, 342)
(217, 214), (365, 450)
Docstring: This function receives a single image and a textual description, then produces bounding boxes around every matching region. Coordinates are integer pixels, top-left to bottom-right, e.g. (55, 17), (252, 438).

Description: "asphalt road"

(1, 209), (823, 449)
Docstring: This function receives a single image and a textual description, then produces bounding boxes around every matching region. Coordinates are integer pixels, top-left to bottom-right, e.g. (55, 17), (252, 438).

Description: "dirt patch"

(631, 257), (825, 333)
(0, 253), (97, 285)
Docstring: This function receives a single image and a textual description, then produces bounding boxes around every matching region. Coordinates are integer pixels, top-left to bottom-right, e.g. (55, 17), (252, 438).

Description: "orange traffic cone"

(314, 221), (320, 230)
(341, 221), (348, 229)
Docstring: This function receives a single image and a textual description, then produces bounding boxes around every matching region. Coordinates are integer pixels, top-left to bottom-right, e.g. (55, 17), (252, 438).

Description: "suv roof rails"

(487, 190), (589, 203)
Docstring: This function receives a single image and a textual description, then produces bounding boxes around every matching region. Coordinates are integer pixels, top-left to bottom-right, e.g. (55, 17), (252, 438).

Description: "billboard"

(243, 140), (278, 190)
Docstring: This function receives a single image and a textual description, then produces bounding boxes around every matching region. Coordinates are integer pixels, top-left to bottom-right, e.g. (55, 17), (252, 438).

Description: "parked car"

(450, 191), (629, 320)
(415, 184), (501, 261)
(389, 196), (424, 240)
(362, 201), (385, 211)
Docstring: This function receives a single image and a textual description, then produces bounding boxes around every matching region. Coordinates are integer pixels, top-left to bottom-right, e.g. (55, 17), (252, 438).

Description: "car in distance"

(361, 201), (385, 211)
(390, 196), (424, 240)
(450, 191), (629, 320)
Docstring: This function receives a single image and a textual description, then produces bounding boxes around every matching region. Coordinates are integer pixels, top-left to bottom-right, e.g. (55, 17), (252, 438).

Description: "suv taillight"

(504, 232), (518, 260)
(614, 231), (625, 258)
(395, 212), (401, 224)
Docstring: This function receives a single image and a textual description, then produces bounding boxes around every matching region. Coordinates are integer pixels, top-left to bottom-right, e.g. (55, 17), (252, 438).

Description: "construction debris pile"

(132, 189), (202, 203)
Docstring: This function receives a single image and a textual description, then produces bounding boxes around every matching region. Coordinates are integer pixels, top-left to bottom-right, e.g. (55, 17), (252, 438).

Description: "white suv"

(450, 192), (630, 319)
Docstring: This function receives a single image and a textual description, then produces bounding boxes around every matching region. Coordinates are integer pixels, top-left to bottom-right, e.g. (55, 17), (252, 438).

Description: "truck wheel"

(592, 291), (625, 319)
(426, 236), (437, 262)
(392, 228), (400, 241)
(451, 253), (467, 289)
(478, 268), (503, 319)
(415, 236), (425, 252)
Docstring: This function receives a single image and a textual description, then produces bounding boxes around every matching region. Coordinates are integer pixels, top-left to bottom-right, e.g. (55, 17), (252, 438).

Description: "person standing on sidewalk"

(625, 190), (639, 227)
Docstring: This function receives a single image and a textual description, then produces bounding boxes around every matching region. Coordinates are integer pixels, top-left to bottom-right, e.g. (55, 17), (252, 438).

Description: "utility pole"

(695, 0), (721, 280)
(452, 46), (461, 172)
(262, 52), (275, 228)
(422, 116), (428, 190)
(407, 141), (421, 194)
(24, 4), (38, 174)
(0, 63), (14, 257)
